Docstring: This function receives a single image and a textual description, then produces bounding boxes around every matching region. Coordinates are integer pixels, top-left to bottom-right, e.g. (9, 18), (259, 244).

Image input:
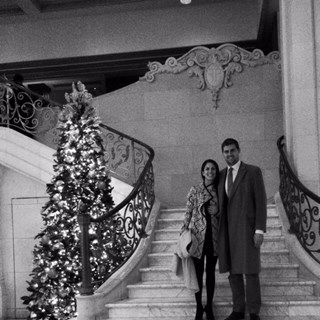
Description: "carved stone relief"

(141, 43), (281, 108)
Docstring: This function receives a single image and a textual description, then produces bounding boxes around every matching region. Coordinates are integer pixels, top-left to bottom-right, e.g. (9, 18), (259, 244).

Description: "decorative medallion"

(141, 43), (281, 108)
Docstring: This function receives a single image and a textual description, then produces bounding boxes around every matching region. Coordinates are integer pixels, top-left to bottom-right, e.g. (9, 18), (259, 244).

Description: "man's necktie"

(227, 167), (233, 196)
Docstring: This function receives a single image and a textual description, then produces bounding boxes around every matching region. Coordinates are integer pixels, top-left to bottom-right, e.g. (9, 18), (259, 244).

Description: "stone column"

(279, 0), (320, 194)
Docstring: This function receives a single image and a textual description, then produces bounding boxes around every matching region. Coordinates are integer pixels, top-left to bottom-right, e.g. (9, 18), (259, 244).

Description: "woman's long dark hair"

(201, 159), (220, 187)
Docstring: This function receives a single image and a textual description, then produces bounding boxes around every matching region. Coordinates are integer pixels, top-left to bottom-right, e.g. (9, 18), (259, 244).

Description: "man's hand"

(254, 233), (264, 248)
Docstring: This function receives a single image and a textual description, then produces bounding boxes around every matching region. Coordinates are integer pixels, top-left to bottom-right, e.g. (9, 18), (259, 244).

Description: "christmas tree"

(22, 82), (126, 319)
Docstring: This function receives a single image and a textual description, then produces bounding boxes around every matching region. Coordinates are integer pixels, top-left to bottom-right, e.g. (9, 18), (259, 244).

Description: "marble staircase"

(105, 205), (320, 320)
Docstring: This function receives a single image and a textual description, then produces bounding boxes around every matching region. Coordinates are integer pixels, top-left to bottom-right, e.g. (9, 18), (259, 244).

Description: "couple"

(181, 138), (267, 320)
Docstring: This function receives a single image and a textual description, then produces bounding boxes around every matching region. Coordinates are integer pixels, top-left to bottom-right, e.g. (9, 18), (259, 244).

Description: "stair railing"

(0, 75), (62, 147)
(0, 76), (155, 294)
(78, 124), (155, 294)
(277, 136), (320, 264)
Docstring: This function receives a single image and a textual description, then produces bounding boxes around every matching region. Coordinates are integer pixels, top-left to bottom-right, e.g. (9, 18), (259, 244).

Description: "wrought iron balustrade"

(79, 124), (155, 294)
(0, 76), (155, 293)
(277, 136), (320, 264)
(0, 76), (62, 147)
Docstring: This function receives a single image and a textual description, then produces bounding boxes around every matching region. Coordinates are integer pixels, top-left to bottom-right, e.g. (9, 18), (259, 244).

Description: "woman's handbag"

(171, 228), (199, 292)
(178, 228), (197, 258)
(172, 209), (197, 272)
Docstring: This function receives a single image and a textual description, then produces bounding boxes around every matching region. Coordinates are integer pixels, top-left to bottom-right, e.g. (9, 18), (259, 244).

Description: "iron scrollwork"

(101, 131), (132, 180)
(141, 43), (281, 108)
(277, 136), (320, 264)
(88, 147), (155, 287)
(0, 77), (61, 147)
(99, 125), (151, 184)
(78, 124), (154, 290)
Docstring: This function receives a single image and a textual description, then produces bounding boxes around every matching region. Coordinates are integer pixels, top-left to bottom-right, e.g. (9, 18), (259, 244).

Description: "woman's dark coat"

(218, 162), (267, 274)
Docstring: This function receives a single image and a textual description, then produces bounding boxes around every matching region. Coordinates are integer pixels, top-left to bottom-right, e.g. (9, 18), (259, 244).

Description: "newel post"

(78, 213), (94, 295)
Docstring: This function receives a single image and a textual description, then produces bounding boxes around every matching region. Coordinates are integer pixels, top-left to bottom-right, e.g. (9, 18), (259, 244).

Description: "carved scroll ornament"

(141, 43), (281, 108)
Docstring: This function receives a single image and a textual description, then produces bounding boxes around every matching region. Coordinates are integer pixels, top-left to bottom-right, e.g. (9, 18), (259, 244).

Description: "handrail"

(0, 75), (61, 108)
(0, 75), (62, 147)
(277, 136), (320, 264)
(92, 123), (154, 222)
(78, 123), (155, 294)
(0, 77), (155, 294)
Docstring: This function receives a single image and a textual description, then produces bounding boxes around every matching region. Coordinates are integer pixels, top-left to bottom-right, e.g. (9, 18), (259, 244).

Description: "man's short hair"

(221, 138), (240, 151)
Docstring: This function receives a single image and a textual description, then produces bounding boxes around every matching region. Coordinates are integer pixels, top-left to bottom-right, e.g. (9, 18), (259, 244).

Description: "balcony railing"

(0, 76), (155, 293)
(277, 136), (320, 264)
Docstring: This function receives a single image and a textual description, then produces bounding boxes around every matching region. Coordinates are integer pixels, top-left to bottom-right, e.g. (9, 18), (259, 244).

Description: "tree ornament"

(65, 149), (74, 156)
(88, 162), (96, 170)
(47, 268), (58, 279)
(52, 193), (62, 201)
(56, 180), (64, 186)
(41, 234), (50, 245)
(52, 242), (64, 251)
(78, 201), (88, 212)
(97, 180), (107, 190)
(65, 156), (75, 164)
(59, 287), (70, 298)
(59, 248), (66, 256)
(98, 264), (106, 275)
(40, 274), (48, 283)
(58, 200), (66, 208)
(70, 128), (79, 136)
(88, 170), (96, 178)
(56, 180), (65, 192)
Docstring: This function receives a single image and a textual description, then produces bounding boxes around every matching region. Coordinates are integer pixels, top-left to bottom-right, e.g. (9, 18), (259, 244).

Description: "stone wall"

(94, 60), (283, 208)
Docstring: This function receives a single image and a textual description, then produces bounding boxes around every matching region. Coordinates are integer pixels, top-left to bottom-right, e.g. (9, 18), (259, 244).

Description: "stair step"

(160, 206), (278, 220)
(266, 215), (280, 226)
(127, 279), (316, 299)
(148, 249), (290, 266)
(106, 296), (320, 319)
(159, 207), (184, 220)
(154, 225), (283, 240)
(157, 216), (280, 230)
(140, 264), (300, 282)
(151, 236), (287, 253)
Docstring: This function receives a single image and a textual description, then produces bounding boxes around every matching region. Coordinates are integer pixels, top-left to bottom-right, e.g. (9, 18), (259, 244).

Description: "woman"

(181, 159), (220, 320)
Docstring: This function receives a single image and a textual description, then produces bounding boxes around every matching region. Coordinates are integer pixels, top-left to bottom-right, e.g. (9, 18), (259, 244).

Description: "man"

(218, 138), (267, 320)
